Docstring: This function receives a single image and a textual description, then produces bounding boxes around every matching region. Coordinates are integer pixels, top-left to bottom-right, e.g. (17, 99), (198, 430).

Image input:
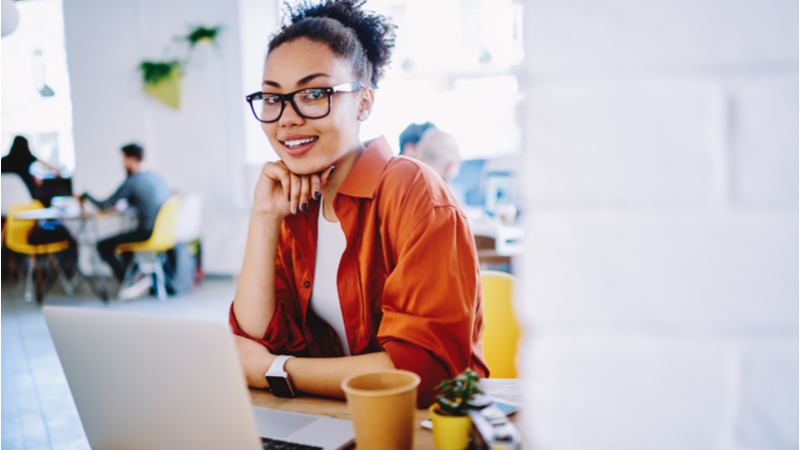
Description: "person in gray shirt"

(80, 143), (171, 282)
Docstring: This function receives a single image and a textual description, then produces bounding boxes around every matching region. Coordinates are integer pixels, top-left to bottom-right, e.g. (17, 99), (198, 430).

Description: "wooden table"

(250, 378), (519, 449)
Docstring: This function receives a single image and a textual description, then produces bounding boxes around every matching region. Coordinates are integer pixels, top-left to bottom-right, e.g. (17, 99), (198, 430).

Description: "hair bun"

(284, 0), (396, 86)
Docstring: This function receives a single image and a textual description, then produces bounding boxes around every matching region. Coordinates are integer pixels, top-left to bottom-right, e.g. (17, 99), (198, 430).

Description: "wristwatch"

(265, 355), (297, 398)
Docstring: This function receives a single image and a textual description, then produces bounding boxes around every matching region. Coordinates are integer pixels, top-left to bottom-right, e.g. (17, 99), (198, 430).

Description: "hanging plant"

(139, 60), (182, 85)
(139, 60), (183, 109)
(137, 24), (222, 109)
(184, 25), (222, 47)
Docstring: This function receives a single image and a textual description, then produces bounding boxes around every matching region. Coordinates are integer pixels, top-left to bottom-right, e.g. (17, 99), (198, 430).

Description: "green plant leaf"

(139, 60), (181, 85)
(433, 368), (482, 416)
(185, 25), (222, 47)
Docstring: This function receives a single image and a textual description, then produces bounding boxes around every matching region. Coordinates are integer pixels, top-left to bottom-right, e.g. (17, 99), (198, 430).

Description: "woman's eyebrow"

(263, 73), (330, 89)
(297, 73), (329, 86)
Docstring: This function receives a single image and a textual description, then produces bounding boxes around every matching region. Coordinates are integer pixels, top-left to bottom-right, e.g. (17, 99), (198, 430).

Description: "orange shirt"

(230, 137), (489, 407)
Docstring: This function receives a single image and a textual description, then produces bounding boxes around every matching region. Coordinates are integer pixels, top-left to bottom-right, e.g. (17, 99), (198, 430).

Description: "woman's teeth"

(284, 137), (317, 148)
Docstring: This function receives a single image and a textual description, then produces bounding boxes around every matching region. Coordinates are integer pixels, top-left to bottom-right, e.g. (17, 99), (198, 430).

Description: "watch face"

(266, 375), (296, 398)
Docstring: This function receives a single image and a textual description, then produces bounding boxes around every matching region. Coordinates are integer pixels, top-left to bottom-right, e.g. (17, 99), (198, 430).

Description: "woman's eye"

(301, 89), (325, 101)
(263, 95), (282, 105)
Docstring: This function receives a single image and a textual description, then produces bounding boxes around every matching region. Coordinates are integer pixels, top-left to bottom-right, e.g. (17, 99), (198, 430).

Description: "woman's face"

(261, 37), (371, 175)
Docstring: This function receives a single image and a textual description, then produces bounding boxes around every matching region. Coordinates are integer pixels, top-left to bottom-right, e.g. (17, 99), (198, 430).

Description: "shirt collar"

(336, 136), (392, 199)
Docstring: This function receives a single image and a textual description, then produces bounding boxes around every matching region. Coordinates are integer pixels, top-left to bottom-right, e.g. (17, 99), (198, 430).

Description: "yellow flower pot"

(429, 404), (472, 450)
(143, 67), (182, 109)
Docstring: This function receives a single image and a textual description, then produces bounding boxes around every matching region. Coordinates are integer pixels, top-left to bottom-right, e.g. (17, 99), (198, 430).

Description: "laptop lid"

(43, 306), (352, 450)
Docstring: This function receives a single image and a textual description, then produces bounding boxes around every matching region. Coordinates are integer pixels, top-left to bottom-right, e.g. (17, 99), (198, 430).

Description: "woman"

(2, 135), (64, 203)
(231, 0), (488, 407)
(2, 136), (41, 198)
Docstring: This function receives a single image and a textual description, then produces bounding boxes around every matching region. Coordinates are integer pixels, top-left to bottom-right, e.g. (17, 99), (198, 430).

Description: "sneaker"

(119, 275), (153, 301)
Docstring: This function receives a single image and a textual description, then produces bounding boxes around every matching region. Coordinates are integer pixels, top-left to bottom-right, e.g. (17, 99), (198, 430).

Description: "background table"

(13, 207), (130, 300)
(249, 378), (519, 449)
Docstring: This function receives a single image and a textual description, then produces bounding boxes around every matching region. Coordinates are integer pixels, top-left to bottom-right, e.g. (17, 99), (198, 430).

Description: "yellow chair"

(115, 196), (180, 301)
(5, 200), (74, 303)
(480, 270), (521, 378)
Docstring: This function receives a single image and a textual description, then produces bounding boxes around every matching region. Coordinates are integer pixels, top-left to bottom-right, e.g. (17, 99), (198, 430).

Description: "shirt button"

(303, 281), (310, 288)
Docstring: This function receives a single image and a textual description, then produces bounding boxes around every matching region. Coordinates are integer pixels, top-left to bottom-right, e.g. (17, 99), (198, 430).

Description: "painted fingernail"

(288, 193), (291, 201)
(300, 202), (307, 212)
(313, 191), (320, 200)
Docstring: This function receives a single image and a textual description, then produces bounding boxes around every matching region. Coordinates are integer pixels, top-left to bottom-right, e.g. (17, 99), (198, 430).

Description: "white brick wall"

(520, 1), (798, 448)
(728, 75), (799, 208)
(527, 0), (798, 73)
(526, 211), (798, 331)
(523, 336), (730, 450)
(528, 80), (728, 208)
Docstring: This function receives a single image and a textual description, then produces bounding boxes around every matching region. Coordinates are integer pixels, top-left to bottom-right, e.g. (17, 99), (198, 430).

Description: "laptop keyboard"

(261, 437), (323, 450)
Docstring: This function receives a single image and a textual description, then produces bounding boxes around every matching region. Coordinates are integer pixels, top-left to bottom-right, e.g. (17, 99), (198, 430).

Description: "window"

(1, 0), (76, 175)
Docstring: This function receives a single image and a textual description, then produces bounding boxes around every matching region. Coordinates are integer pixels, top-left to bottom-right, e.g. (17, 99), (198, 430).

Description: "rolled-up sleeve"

(378, 203), (488, 406)
(229, 237), (310, 357)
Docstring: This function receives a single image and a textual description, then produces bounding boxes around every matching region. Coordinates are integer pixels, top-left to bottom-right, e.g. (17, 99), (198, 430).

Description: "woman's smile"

(279, 135), (319, 156)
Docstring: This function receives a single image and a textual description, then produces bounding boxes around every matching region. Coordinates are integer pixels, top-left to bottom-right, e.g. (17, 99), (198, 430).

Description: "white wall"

(520, 1), (798, 449)
(63, 0), (273, 274)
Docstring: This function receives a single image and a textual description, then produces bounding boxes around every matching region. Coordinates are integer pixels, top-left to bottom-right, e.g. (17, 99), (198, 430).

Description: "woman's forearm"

(285, 352), (395, 398)
(233, 212), (283, 338)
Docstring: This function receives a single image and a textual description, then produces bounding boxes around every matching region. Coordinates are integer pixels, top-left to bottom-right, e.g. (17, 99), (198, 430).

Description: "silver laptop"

(43, 306), (355, 450)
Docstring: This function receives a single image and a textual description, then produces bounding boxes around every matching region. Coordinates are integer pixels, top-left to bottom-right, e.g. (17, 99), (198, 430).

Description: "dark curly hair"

(268, 0), (396, 88)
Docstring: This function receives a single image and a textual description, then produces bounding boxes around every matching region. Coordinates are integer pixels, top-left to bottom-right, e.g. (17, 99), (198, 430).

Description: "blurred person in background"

(3, 135), (78, 277)
(409, 128), (461, 185)
(397, 121), (436, 157)
(2, 135), (61, 200)
(79, 143), (171, 296)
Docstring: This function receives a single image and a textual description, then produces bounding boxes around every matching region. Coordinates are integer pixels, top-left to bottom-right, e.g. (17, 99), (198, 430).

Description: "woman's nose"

(279, 100), (304, 127)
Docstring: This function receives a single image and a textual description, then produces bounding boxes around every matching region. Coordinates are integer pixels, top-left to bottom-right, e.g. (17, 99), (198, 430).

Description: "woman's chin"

(282, 159), (327, 176)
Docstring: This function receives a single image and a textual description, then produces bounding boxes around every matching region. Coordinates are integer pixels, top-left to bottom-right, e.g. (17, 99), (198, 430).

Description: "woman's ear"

(357, 86), (375, 121)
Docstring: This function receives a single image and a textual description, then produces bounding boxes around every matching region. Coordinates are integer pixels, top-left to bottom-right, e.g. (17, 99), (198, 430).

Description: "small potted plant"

(429, 369), (483, 450)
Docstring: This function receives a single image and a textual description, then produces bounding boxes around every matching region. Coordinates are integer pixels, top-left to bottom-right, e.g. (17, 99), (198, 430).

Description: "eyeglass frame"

(245, 81), (363, 123)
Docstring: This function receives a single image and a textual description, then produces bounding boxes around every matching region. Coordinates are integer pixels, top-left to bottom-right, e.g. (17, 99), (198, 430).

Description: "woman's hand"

(235, 335), (276, 389)
(252, 161), (335, 219)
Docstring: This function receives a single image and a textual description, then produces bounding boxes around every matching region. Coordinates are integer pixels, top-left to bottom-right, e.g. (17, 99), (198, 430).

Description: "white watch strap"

(266, 355), (295, 377)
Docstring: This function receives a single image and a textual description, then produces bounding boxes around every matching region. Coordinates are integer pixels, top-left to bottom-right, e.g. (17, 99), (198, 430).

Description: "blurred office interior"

(1, 0), (797, 449)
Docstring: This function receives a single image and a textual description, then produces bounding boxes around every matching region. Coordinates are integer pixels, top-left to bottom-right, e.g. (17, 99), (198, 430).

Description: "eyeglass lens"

(254, 89), (330, 122)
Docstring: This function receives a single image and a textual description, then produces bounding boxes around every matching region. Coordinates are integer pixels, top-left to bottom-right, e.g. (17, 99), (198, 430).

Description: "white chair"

(175, 192), (202, 243)
(2, 173), (32, 216)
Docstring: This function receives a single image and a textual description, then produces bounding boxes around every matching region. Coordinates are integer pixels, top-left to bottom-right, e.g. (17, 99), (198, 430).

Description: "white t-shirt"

(309, 199), (351, 356)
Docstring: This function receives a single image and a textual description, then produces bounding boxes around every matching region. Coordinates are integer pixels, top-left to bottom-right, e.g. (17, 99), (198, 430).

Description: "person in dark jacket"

(1, 135), (59, 199)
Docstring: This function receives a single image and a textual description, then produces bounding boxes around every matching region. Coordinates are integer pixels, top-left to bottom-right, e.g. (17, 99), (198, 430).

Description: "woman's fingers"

(261, 162), (291, 202)
(310, 173), (321, 201)
(320, 165), (336, 187)
(289, 172), (301, 214)
(299, 176), (310, 212)
(309, 164), (334, 201)
(270, 162), (335, 214)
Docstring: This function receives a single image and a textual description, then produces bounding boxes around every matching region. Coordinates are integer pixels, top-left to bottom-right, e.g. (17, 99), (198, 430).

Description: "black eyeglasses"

(245, 82), (363, 123)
